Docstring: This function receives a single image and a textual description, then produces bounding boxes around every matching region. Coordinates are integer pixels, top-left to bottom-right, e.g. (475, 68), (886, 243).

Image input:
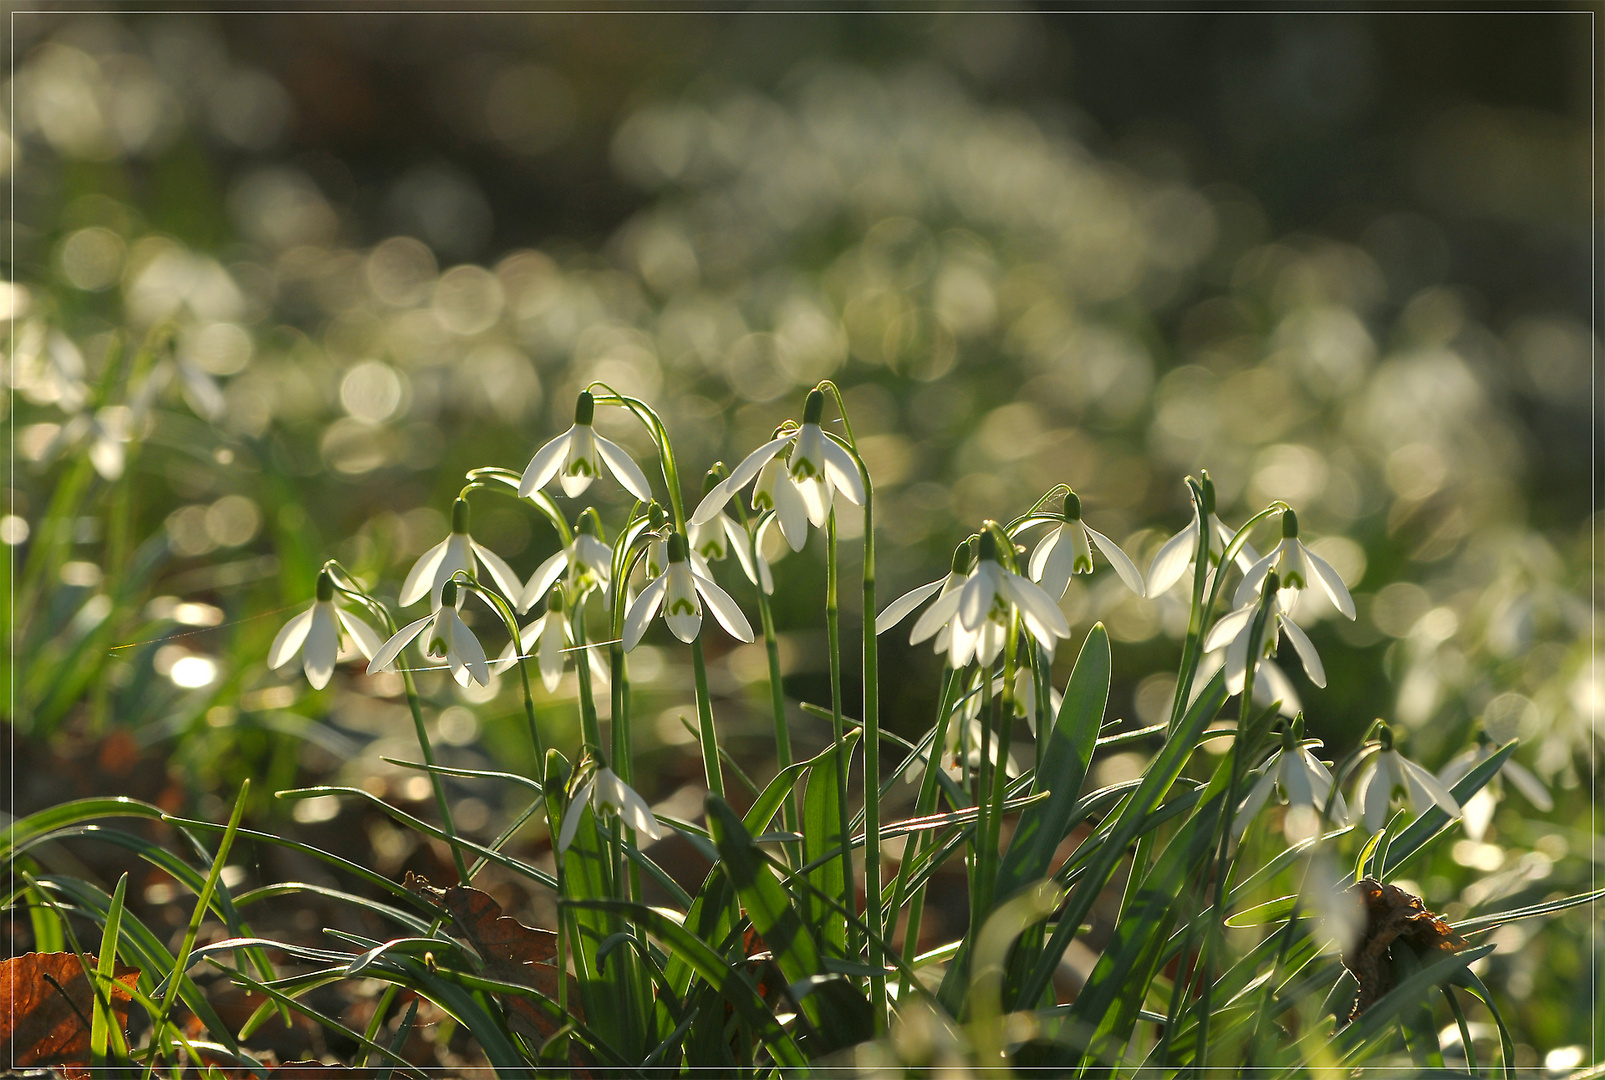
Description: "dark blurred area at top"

(23, 9), (1591, 312)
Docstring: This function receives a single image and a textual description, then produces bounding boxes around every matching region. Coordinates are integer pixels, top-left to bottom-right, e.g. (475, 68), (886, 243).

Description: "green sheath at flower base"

(1282, 508), (1299, 539)
(315, 568), (335, 602)
(573, 390), (595, 426)
(802, 387), (825, 425)
(451, 497), (470, 534)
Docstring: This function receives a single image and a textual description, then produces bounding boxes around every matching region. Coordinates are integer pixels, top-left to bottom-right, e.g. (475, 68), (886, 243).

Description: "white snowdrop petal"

(269, 607), (316, 669)
(727, 436), (793, 492)
(623, 574), (668, 652)
(303, 605), (341, 689)
(557, 777), (596, 853)
(693, 572), (754, 642)
(430, 535), (475, 609)
(446, 610), (491, 686)
(594, 433), (655, 502)
(538, 614), (567, 692)
(1402, 758), (1461, 815)
(876, 578), (945, 634)
(690, 477), (737, 527)
(794, 475), (831, 529)
(1203, 603), (1255, 653)
(368, 615), (434, 674)
(1147, 521), (1198, 597)
(1028, 525), (1062, 582)
(520, 549), (570, 614)
(472, 541), (525, 603)
(1279, 617), (1326, 688)
(773, 474), (811, 551)
(1305, 548), (1356, 620)
(822, 439), (866, 505)
(910, 588), (963, 645)
(399, 537), (451, 608)
(519, 428), (573, 497)
(337, 607), (386, 660)
(1357, 763), (1389, 834)
(1502, 760), (1552, 811)
(1233, 550), (1277, 609)
(1085, 526), (1146, 597)
(1003, 572), (1071, 642)
(1234, 768), (1279, 839)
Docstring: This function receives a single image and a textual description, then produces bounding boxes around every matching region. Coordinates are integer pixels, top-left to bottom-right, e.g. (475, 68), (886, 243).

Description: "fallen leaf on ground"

(0, 951), (140, 1075)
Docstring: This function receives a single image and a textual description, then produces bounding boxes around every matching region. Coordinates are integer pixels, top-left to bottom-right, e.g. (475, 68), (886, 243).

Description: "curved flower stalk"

(1234, 717), (1348, 840)
(269, 569), (385, 689)
(1026, 491), (1145, 600)
(519, 390), (654, 502)
(1352, 722), (1462, 834)
(400, 498), (523, 610)
(876, 543), (972, 653)
(623, 533), (754, 650)
(368, 579), (492, 687)
(690, 389), (866, 551)
(1234, 509), (1356, 619)
(1147, 473), (1259, 596)
(518, 515), (612, 613)
(911, 529), (1069, 667)
(1204, 572), (1325, 696)
(557, 764), (663, 852)
(1439, 730), (1551, 840)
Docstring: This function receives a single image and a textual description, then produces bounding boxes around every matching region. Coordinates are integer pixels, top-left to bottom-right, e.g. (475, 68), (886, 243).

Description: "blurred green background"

(4, 8), (1597, 1065)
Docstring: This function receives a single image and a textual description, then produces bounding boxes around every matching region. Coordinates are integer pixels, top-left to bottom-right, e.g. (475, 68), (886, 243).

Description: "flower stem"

(825, 510), (856, 958)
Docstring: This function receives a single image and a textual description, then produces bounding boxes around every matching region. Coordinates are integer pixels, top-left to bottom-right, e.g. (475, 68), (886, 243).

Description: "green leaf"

(90, 872), (129, 1067)
(1453, 886), (1605, 935)
(994, 624), (1109, 902)
(803, 729), (859, 957)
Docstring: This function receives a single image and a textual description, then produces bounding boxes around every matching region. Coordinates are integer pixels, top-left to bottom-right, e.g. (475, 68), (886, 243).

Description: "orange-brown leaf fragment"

(0, 951), (140, 1070)
(1342, 877), (1468, 1021)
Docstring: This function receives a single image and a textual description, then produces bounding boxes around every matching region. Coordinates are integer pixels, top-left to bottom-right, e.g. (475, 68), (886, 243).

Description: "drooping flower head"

(1205, 571), (1326, 696)
(1028, 491), (1145, 601)
(623, 533), (754, 650)
(1234, 509), (1355, 620)
(911, 528), (1070, 667)
(1438, 728), (1552, 841)
(518, 511), (612, 613)
(1352, 722), (1461, 834)
(400, 498), (524, 610)
(690, 389), (865, 551)
(368, 578), (491, 688)
(557, 763), (663, 852)
(1234, 715), (1348, 841)
(269, 569), (384, 689)
(1147, 472), (1259, 596)
(519, 391), (655, 502)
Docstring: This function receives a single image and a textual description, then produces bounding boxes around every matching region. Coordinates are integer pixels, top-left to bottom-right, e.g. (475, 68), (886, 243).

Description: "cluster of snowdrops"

(269, 382), (1544, 867)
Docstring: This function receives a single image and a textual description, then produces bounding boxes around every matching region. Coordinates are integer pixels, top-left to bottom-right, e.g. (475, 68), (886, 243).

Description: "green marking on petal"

(668, 598), (698, 616)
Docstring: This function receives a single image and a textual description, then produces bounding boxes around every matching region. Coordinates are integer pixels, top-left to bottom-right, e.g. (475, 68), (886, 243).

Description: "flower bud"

(1281, 508), (1299, 539)
(441, 579), (459, 607)
(667, 532), (688, 563)
(802, 388), (825, 425)
(574, 391), (595, 426)
(1063, 491), (1082, 521)
(452, 498), (471, 535)
(647, 501), (668, 531)
(316, 569), (336, 602)
(547, 587), (564, 613)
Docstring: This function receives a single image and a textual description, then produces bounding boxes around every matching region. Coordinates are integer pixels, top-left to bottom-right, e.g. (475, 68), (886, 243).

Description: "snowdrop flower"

(1204, 572), (1325, 696)
(1234, 510), (1355, 619)
(493, 587), (573, 692)
(1027, 492), (1144, 600)
(368, 579), (491, 688)
(690, 390), (865, 551)
(911, 530), (1070, 667)
(961, 668), (1061, 737)
(1234, 718), (1348, 840)
(518, 517), (612, 613)
(1193, 647), (1303, 717)
(518, 391), (655, 502)
(1438, 731), (1551, 841)
(623, 533), (754, 650)
(876, 544), (971, 655)
(269, 570), (384, 690)
(688, 467), (745, 564)
(11, 323), (88, 410)
(1147, 473), (1259, 596)
(400, 499), (524, 610)
(1352, 723), (1461, 834)
(557, 765), (663, 852)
